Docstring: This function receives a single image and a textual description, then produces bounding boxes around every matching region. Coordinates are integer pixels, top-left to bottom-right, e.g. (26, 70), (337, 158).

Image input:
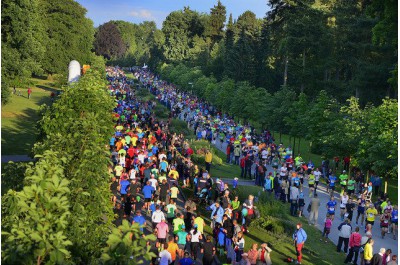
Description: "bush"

(154, 104), (169, 119)
(136, 88), (155, 101)
(169, 118), (191, 135)
(1, 162), (30, 195)
(251, 216), (285, 234)
(191, 154), (205, 166)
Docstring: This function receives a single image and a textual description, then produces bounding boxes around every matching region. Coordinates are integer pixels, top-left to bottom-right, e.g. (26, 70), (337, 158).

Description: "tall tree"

(94, 22), (127, 60)
(40, 0), (94, 76)
(207, 0), (226, 44)
(223, 14), (236, 79)
(1, 0), (45, 98)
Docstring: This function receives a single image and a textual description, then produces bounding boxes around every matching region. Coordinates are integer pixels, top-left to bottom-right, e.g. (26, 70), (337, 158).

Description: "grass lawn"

(1, 77), (60, 155)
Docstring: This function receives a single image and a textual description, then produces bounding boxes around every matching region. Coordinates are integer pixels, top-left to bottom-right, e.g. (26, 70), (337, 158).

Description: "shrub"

(169, 118), (191, 135)
(154, 104), (169, 119)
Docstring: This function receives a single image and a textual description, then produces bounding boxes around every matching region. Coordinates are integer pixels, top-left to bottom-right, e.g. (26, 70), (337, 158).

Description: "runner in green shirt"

(347, 177), (356, 196)
(339, 170), (348, 196)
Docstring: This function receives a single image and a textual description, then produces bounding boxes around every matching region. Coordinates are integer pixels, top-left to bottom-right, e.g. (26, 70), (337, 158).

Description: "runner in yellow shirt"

(169, 168), (179, 180)
(366, 204), (378, 228)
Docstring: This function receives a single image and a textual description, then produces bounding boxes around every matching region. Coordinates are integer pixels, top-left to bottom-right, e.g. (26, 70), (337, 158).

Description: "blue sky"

(76, 0), (270, 28)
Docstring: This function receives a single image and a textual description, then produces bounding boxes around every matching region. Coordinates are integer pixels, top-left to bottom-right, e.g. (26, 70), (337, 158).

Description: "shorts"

(392, 220), (398, 225)
(323, 227), (331, 236)
(145, 198), (151, 202)
(178, 244), (185, 250)
(160, 195), (167, 202)
(309, 184), (315, 188)
(158, 238), (166, 244)
(329, 186), (335, 191)
(366, 220), (374, 226)
(347, 189), (354, 195)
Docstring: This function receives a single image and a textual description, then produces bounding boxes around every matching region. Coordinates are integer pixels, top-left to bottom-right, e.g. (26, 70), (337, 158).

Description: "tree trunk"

(324, 69), (328, 82)
(279, 131), (282, 143)
(301, 49), (305, 93)
(298, 138), (301, 155)
(293, 136), (296, 154)
(283, 55), (288, 86)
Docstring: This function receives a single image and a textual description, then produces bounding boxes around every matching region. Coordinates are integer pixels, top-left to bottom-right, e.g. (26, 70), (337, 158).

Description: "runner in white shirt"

(280, 164), (288, 178)
(149, 174), (158, 190)
(313, 168), (322, 190)
(159, 244), (172, 265)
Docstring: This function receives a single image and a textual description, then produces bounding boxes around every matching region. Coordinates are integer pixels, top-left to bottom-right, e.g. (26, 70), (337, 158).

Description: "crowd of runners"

(107, 66), (398, 265)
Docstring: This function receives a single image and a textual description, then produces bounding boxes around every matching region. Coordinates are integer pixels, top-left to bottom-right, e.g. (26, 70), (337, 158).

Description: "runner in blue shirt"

(142, 180), (155, 212)
(132, 210), (146, 232)
(328, 174), (337, 196)
(327, 196), (337, 218)
(391, 205), (398, 240)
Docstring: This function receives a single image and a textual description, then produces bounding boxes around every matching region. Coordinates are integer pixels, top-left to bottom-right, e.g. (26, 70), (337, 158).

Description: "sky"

(76, 0), (271, 29)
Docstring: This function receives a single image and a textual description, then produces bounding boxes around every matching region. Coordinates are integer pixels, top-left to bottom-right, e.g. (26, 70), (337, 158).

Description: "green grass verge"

(1, 77), (60, 155)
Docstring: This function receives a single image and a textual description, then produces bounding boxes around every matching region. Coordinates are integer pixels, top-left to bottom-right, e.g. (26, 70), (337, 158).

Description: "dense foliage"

(2, 65), (153, 264)
(1, 0), (95, 103)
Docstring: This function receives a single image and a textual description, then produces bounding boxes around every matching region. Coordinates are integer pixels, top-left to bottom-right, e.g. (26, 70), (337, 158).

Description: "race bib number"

(384, 220), (388, 224)
(368, 213), (374, 218)
(329, 207), (334, 212)
(361, 203), (365, 207)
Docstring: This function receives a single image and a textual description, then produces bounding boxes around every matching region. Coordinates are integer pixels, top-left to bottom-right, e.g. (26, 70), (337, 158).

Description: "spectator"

(364, 239), (374, 265)
(337, 218), (352, 253)
(292, 222), (307, 264)
(344, 226), (362, 264)
(257, 243), (272, 265)
(371, 248), (386, 265)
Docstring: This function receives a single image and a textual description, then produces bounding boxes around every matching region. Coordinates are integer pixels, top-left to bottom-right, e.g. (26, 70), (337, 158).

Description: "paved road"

(213, 140), (399, 259)
(1, 155), (34, 163)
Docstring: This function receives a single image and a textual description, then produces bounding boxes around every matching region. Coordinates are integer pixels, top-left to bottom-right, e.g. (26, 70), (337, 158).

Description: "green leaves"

(101, 220), (156, 265)
(2, 151), (72, 264)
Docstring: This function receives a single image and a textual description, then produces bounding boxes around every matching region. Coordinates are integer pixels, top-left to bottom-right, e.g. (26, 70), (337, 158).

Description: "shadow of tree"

(36, 85), (59, 93)
(2, 91), (52, 155)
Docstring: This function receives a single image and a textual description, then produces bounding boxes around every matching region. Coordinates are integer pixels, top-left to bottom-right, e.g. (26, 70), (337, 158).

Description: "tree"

(101, 220), (156, 264)
(94, 22), (127, 60)
(223, 14), (236, 79)
(40, 0), (94, 76)
(2, 151), (72, 264)
(1, 0), (45, 95)
(357, 98), (397, 179)
(34, 65), (115, 263)
(207, 0), (226, 44)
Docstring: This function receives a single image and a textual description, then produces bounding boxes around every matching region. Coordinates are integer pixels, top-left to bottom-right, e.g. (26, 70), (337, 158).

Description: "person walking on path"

(308, 193), (321, 225)
(27, 87), (32, 99)
(292, 222), (307, 264)
(344, 226), (362, 265)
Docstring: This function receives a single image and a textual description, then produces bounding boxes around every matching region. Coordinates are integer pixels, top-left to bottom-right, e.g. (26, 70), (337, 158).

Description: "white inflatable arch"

(68, 60), (81, 83)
